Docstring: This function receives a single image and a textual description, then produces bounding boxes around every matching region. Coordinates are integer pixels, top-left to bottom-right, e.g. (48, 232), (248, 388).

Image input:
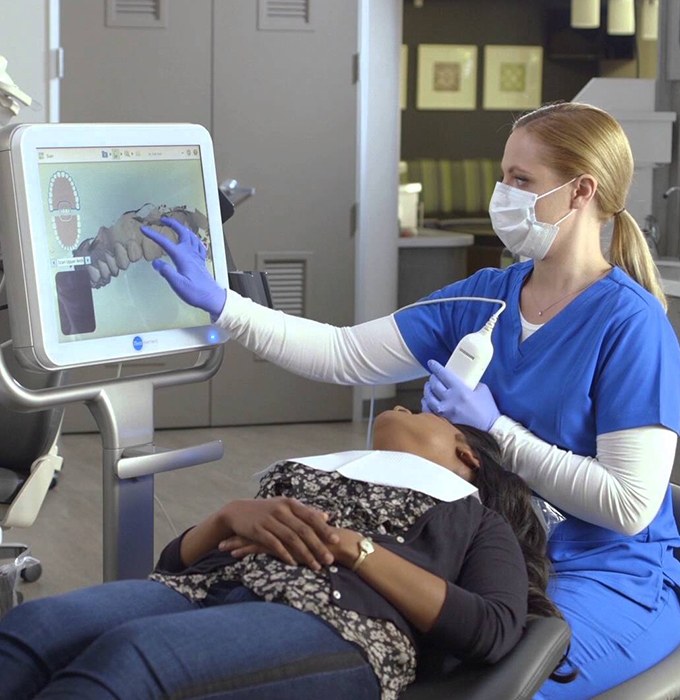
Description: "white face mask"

(489, 179), (576, 260)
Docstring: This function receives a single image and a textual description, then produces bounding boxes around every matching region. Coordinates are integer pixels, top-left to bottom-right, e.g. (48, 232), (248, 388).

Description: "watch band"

(352, 536), (375, 572)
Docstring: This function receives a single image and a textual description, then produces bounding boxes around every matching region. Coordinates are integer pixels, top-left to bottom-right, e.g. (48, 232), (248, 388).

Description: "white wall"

(354, 0), (402, 417)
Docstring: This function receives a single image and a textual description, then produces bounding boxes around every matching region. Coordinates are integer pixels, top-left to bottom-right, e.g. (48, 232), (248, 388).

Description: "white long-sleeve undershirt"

(217, 291), (677, 534)
(218, 290), (426, 385)
(490, 417), (676, 535)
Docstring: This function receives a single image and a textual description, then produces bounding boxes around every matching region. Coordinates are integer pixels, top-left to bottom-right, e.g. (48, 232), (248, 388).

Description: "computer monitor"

(0, 122), (230, 371)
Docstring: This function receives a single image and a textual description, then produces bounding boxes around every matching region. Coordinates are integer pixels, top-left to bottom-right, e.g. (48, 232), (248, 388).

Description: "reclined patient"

(0, 408), (571, 700)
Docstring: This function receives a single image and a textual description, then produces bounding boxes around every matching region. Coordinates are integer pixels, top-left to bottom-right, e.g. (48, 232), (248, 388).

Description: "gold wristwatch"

(352, 536), (375, 572)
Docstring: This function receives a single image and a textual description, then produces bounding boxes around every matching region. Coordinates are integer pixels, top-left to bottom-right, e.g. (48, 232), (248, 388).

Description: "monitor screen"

(0, 123), (230, 371)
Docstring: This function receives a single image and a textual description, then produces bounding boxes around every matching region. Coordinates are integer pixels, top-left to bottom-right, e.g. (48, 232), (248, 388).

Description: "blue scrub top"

(395, 261), (680, 608)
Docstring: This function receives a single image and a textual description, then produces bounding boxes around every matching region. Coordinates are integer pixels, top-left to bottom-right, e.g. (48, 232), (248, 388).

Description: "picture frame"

(416, 44), (477, 111)
(400, 45), (408, 111)
(483, 45), (543, 111)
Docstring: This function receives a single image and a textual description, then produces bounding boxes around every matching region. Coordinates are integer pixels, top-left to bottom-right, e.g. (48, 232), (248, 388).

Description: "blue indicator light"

(208, 329), (219, 343)
(133, 336), (143, 351)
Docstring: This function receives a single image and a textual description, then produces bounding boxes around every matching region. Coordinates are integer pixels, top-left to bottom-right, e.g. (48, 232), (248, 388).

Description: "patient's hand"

(218, 497), (339, 571)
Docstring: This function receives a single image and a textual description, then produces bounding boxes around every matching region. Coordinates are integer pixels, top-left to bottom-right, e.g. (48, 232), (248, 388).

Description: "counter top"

(398, 230), (474, 248)
(656, 259), (680, 298)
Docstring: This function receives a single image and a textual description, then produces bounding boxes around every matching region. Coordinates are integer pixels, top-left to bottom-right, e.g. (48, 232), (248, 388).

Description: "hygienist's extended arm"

(220, 291), (425, 384)
(491, 417), (677, 535)
(141, 218), (425, 384)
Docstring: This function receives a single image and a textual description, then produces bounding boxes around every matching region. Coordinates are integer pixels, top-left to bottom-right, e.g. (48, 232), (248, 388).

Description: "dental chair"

(403, 482), (680, 700)
(0, 292), (65, 587)
(590, 482), (680, 700)
(0, 340), (64, 584)
(402, 615), (571, 700)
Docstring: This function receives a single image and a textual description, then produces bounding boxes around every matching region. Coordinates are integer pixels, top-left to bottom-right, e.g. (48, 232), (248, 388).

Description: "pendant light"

(570, 0), (601, 28)
(640, 0), (659, 41)
(607, 0), (635, 35)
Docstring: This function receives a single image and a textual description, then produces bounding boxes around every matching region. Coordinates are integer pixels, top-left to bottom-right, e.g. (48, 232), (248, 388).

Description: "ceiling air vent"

(257, 0), (314, 32)
(105, 0), (168, 29)
(256, 252), (310, 316)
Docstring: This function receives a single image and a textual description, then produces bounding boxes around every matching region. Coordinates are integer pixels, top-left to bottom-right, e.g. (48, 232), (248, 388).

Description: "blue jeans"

(0, 580), (380, 699)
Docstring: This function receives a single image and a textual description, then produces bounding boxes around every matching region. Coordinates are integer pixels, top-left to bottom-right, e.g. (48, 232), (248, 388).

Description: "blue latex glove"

(140, 216), (227, 320)
(421, 359), (500, 432)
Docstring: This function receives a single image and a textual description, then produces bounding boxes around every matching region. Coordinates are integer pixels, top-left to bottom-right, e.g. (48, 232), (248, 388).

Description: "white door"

(58, 0), (357, 428)
(209, 0), (358, 425)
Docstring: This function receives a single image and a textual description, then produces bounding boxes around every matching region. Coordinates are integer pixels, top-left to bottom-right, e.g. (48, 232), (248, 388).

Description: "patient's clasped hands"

(184, 496), (362, 573)
(140, 216), (227, 320)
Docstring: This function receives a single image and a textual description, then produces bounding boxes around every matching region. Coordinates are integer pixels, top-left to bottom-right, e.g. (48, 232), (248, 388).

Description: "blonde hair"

(513, 102), (667, 311)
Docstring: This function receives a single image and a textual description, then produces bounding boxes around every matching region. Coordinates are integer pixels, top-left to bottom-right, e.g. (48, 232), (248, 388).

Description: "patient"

(0, 408), (571, 700)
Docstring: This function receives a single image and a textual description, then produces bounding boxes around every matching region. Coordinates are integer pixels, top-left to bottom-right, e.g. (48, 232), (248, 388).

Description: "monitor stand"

(0, 343), (225, 581)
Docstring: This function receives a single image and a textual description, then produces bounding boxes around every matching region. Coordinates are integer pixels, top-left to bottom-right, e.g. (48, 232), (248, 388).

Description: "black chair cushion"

(402, 616), (571, 700)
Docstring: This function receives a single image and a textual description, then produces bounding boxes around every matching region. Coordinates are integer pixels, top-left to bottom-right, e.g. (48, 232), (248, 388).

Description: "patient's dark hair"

(455, 424), (577, 683)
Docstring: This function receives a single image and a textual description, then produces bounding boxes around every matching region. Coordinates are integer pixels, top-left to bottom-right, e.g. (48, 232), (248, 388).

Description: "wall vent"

(256, 252), (311, 316)
(257, 0), (314, 32)
(105, 0), (168, 29)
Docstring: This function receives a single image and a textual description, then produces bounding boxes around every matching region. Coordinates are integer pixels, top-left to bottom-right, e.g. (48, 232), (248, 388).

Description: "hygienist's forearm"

(491, 417), (676, 535)
(215, 291), (425, 385)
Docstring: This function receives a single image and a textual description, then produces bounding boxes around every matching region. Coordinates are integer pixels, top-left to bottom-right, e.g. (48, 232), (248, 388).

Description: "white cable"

(154, 494), (178, 538)
(398, 295), (506, 319)
(365, 384), (376, 449)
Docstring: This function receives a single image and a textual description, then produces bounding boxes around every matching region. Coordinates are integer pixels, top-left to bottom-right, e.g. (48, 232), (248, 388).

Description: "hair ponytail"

(610, 210), (667, 311)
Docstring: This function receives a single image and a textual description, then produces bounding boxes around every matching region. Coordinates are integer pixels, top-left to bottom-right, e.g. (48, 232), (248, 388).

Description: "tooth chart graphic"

(49, 171), (82, 251)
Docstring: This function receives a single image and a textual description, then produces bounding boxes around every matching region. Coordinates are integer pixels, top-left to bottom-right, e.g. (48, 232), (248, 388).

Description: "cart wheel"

(50, 469), (61, 490)
(20, 562), (42, 583)
(16, 591), (24, 605)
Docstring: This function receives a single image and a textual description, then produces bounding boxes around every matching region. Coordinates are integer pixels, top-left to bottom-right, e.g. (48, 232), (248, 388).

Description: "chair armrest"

(402, 616), (571, 700)
(0, 448), (62, 529)
(592, 643), (680, 699)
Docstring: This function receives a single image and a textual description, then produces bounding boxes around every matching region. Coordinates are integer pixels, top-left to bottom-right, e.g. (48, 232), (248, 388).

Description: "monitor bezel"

(0, 122), (230, 371)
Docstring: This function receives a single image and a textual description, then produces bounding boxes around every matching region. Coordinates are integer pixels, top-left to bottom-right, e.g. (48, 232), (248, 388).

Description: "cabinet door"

(209, 1), (358, 425)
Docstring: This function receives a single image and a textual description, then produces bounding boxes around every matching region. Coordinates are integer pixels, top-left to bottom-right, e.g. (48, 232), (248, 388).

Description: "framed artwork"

(416, 44), (477, 111)
(400, 45), (408, 110)
(483, 45), (543, 111)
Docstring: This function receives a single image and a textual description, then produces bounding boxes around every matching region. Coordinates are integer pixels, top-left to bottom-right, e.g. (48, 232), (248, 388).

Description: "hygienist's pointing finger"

(140, 224), (172, 253)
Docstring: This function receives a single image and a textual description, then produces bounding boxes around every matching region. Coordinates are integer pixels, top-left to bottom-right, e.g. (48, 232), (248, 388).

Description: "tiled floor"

(9, 420), (369, 602)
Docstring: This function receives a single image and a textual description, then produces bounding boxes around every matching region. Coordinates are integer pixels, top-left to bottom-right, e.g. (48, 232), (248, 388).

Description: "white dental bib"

(265, 450), (479, 502)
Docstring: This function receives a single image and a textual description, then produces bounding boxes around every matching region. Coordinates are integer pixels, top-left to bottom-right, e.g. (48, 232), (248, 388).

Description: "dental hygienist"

(142, 102), (680, 698)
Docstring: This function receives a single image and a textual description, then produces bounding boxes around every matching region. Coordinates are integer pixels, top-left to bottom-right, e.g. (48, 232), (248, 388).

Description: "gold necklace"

(530, 269), (609, 317)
